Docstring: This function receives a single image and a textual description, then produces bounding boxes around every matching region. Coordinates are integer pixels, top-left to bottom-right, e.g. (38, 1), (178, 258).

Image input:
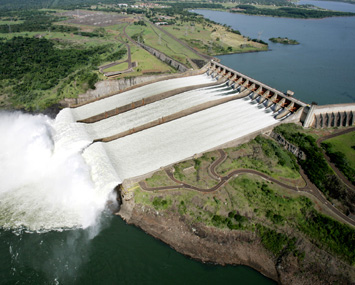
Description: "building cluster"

(117, 3), (168, 9)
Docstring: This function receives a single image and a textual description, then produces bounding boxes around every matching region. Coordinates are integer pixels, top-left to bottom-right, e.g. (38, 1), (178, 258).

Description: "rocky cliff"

(118, 195), (354, 285)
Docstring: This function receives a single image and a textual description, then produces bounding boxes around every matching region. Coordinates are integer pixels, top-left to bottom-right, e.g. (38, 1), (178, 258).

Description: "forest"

(0, 0), (133, 11)
(234, 4), (355, 18)
(0, 36), (120, 110)
(274, 124), (355, 215)
(0, 10), (78, 34)
(322, 142), (355, 185)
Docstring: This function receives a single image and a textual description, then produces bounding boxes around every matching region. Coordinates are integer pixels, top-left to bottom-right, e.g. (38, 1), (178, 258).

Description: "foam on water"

(0, 110), (120, 232)
(0, 74), (280, 231)
(102, 96), (279, 180)
(72, 74), (216, 121)
(84, 83), (236, 140)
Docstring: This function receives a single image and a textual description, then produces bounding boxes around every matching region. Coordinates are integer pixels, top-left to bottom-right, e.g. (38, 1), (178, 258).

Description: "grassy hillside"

(133, 135), (355, 265)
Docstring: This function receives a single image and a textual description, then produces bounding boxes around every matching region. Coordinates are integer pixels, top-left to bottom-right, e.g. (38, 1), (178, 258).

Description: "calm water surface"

(196, 6), (355, 105)
(0, 216), (275, 284)
(298, 0), (355, 13)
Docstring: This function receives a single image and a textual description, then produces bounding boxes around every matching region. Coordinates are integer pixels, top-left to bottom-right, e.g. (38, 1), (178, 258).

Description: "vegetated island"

(118, 123), (355, 285)
(225, 0), (355, 18)
(269, 37), (299, 45)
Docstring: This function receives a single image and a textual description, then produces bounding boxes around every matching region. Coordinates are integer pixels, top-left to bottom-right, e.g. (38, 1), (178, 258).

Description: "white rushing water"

(101, 97), (279, 180)
(71, 74), (215, 121)
(0, 74), (280, 231)
(0, 110), (120, 232)
(84, 83), (234, 140)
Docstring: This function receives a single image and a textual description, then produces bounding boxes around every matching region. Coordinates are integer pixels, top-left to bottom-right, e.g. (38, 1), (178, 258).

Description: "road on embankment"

(139, 149), (355, 227)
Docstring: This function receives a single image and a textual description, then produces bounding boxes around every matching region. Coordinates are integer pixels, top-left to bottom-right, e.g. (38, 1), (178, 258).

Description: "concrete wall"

(136, 42), (189, 72)
(207, 60), (307, 120)
(303, 103), (355, 128)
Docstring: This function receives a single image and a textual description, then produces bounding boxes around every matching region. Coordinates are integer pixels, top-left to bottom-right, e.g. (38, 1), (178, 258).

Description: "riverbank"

(117, 131), (355, 285)
(118, 189), (354, 285)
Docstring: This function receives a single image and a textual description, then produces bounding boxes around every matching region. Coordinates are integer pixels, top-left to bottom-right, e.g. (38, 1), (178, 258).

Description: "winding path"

(99, 25), (133, 77)
(139, 149), (355, 227)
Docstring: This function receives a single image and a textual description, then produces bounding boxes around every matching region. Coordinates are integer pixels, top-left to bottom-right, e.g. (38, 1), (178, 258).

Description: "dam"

(2, 60), (354, 231)
(66, 61), (310, 183)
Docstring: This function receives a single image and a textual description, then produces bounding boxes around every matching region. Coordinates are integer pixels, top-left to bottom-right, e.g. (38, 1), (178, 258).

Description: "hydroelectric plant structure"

(69, 59), (355, 187)
(2, 60), (354, 231)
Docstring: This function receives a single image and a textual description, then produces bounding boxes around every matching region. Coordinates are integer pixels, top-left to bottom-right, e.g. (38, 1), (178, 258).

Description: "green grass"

(275, 124), (355, 214)
(126, 22), (204, 65)
(162, 21), (267, 55)
(324, 131), (355, 169)
(118, 44), (174, 77)
(217, 136), (302, 183)
(103, 62), (128, 73)
(134, 188), (153, 205)
(135, 170), (355, 263)
(145, 170), (180, 188)
(171, 154), (220, 189)
(0, 20), (24, 25)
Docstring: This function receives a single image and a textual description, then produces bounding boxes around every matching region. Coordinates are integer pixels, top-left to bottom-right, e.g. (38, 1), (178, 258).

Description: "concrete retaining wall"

(136, 42), (189, 72)
(303, 103), (355, 128)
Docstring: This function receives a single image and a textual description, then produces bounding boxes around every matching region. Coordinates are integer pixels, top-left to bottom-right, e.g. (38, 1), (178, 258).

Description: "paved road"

(100, 25), (133, 76)
(139, 149), (355, 227)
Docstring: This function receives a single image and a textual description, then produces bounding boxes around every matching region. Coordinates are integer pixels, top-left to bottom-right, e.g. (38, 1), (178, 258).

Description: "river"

(195, 1), (355, 105)
(1, 2), (354, 284)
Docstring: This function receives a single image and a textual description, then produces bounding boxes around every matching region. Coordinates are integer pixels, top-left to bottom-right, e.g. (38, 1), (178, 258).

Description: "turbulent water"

(71, 74), (216, 121)
(103, 95), (279, 180)
(0, 110), (120, 232)
(0, 74), (282, 284)
(0, 74), (280, 231)
(85, 82), (231, 140)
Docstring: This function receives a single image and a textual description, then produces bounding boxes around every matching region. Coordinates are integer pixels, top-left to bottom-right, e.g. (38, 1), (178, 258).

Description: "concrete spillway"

(100, 97), (279, 180)
(67, 72), (290, 181)
(84, 83), (236, 140)
(72, 74), (216, 121)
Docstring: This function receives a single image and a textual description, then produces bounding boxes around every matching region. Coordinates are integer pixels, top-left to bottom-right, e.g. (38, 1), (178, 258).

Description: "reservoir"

(1, 2), (354, 284)
(195, 2), (355, 105)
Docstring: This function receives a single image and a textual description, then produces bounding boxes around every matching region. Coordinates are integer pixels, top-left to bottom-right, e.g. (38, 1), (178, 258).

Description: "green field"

(0, 20), (24, 25)
(133, 133), (355, 265)
(126, 23), (204, 67)
(108, 44), (175, 79)
(218, 136), (302, 183)
(324, 131), (355, 169)
(0, 8), (266, 111)
(162, 21), (267, 55)
(128, 44), (175, 76)
(103, 62), (129, 73)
